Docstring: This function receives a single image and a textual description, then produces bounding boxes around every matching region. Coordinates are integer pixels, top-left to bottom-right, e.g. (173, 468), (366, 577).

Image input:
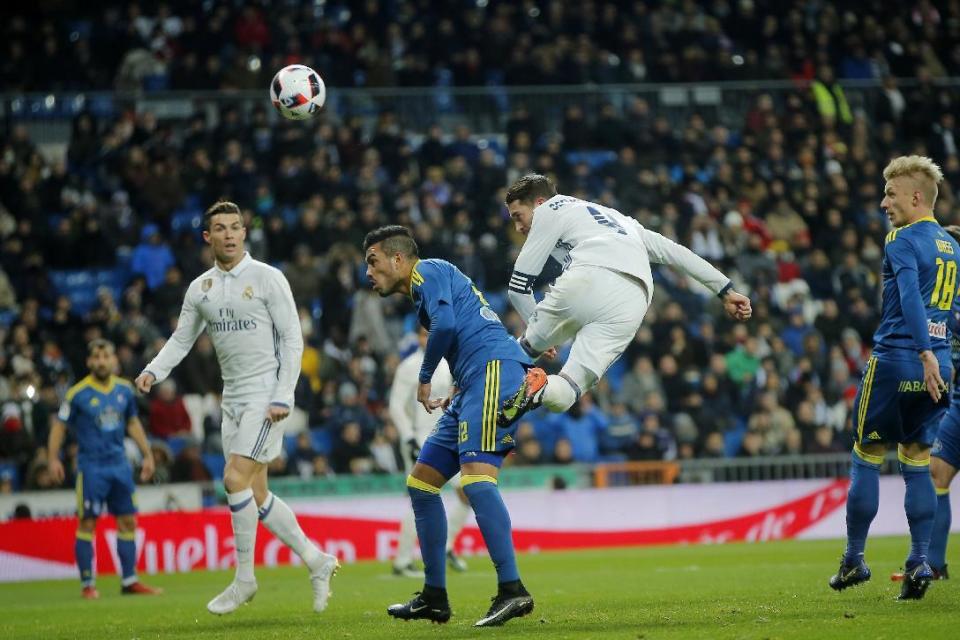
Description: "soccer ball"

(269, 65), (326, 120)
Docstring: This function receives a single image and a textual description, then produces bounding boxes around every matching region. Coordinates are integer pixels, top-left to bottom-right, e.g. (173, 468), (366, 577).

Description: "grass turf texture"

(2, 536), (957, 639)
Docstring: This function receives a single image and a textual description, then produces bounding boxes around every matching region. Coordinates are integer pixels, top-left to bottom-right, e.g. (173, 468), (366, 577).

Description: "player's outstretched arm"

(634, 222), (731, 294)
(140, 288), (206, 392)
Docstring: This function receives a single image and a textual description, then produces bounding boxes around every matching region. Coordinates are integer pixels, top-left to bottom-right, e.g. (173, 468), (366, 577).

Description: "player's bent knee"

(898, 443), (931, 464)
(78, 517), (97, 533)
(406, 473), (442, 494)
(116, 514), (136, 531)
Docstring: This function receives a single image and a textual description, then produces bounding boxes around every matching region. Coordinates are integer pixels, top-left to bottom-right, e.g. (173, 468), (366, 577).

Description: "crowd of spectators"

(3, 0), (960, 92)
(4, 2), (960, 495)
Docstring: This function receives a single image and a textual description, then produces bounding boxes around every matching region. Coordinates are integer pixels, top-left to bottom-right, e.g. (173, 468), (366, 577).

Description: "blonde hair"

(883, 155), (944, 207)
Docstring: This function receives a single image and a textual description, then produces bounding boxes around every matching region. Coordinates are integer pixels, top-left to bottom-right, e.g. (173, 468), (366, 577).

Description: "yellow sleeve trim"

(897, 449), (930, 466)
(853, 443), (885, 466)
(65, 379), (90, 403)
(75, 530), (93, 542)
(406, 475), (441, 494)
(936, 487), (950, 496)
(461, 474), (498, 487)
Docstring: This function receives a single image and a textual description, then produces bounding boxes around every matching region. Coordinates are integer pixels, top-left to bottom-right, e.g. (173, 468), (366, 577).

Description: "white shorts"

(524, 265), (650, 391)
(221, 396), (285, 463)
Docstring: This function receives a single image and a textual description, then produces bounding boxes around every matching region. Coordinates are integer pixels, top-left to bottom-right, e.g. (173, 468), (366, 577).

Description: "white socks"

(227, 489), (258, 583)
(446, 498), (471, 552)
(259, 492), (319, 563)
(542, 374), (578, 412)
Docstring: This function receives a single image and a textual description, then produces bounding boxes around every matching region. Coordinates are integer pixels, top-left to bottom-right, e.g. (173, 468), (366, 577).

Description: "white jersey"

(388, 348), (453, 446)
(143, 253), (304, 408)
(507, 194), (731, 321)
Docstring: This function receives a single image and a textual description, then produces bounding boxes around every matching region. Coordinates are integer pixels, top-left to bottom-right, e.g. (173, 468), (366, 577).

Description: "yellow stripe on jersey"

(857, 356), (878, 444)
(481, 361), (500, 451)
(885, 229), (898, 245)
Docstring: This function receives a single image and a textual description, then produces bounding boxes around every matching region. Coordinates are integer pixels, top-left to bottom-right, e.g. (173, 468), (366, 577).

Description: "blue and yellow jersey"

(57, 375), (138, 468)
(410, 259), (530, 384)
(873, 218), (960, 366)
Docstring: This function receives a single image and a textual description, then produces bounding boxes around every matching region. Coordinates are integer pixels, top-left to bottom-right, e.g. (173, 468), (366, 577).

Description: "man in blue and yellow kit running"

(364, 225), (535, 627)
(47, 339), (161, 599)
(830, 156), (958, 600)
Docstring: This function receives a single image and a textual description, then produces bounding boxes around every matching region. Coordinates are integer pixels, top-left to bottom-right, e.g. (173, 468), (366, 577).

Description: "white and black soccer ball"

(269, 64), (326, 120)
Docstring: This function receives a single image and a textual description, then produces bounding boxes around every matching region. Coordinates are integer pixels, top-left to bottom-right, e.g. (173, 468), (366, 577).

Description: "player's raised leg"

(253, 467), (339, 612)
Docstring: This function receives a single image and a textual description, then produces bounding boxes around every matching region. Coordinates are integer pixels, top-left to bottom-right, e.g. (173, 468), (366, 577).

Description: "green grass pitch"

(2, 536), (958, 639)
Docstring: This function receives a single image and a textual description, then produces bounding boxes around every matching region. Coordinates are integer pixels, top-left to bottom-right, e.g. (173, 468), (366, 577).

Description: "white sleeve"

(388, 356), (417, 442)
(143, 288), (206, 383)
(265, 271), (304, 408)
(637, 224), (731, 295)
(508, 211), (565, 322)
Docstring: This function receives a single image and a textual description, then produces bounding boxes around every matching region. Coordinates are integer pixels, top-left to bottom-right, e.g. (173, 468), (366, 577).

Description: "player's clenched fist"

(722, 290), (752, 321)
(134, 371), (156, 394)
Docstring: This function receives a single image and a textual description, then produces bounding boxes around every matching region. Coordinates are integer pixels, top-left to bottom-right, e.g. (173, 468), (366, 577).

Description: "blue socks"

(117, 530), (138, 584)
(929, 488), (951, 570)
(900, 452), (937, 568)
(843, 448), (881, 564)
(462, 475), (520, 584)
(75, 531), (94, 586)
(407, 476), (448, 589)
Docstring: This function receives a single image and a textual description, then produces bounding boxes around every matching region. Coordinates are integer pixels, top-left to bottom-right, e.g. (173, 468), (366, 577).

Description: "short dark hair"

(88, 338), (115, 355)
(363, 225), (419, 257)
(504, 174), (557, 205)
(204, 200), (242, 230)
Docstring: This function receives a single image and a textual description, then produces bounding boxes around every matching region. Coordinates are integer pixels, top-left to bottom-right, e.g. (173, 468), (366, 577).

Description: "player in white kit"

(134, 201), (338, 615)
(498, 174), (752, 424)
(388, 326), (471, 577)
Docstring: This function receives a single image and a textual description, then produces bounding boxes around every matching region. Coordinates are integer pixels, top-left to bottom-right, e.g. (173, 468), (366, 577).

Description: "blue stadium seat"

(0, 462), (20, 491)
(0, 310), (18, 328)
(724, 424), (747, 457)
(50, 268), (125, 315)
(202, 454), (225, 480)
(309, 428), (334, 456)
(284, 433), (299, 458)
(564, 151), (617, 171)
(166, 435), (190, 458)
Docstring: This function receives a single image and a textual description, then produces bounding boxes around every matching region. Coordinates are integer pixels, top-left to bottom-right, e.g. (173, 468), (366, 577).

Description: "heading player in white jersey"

(134, 201), (338, 615)
(388, 326), (471, 577)
(498, 174), (752, 424)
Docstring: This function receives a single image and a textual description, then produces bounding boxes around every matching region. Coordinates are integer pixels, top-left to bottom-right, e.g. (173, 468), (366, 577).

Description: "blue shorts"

(421, 359), (527, 474)
(852, 354), (950, 447)
(76, 464), (137, 519)
(932, 404), (960, 468)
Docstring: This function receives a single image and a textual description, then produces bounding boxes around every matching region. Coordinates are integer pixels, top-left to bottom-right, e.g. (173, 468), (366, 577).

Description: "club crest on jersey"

(202, 278), (213, 292)
(242, 286), (254, 300)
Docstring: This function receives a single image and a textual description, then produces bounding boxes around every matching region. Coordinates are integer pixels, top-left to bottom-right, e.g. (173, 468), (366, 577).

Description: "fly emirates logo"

(208, 307), (258, 333)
